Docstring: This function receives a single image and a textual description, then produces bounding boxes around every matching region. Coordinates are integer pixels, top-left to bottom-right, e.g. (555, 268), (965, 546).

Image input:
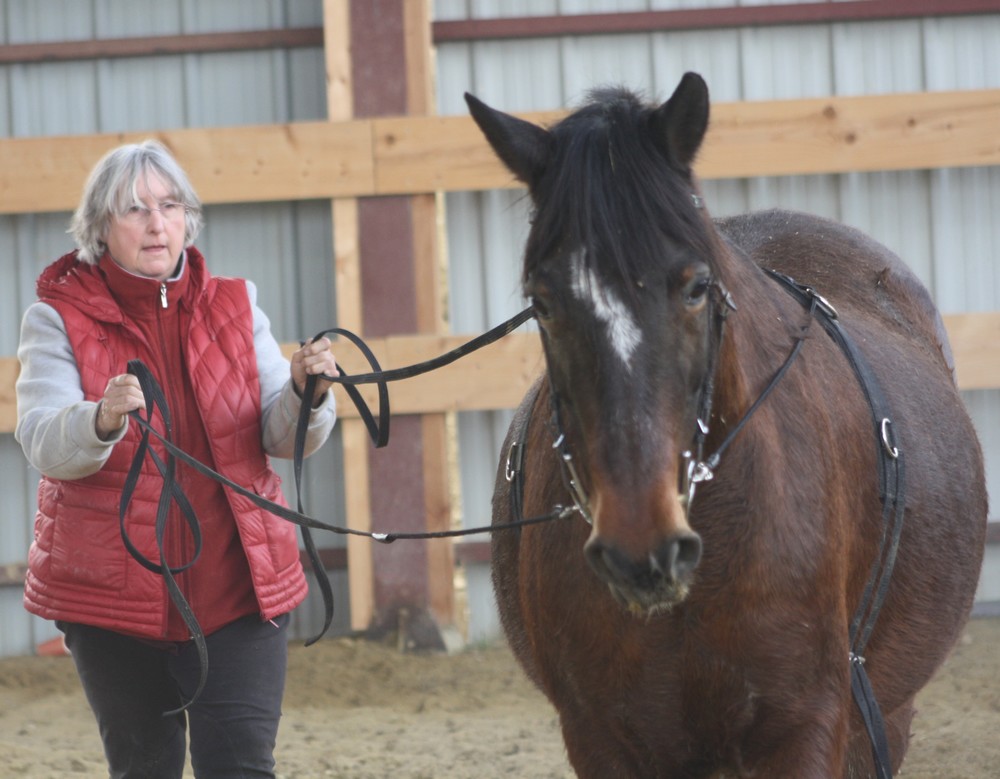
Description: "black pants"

(60, 613), (289, 779)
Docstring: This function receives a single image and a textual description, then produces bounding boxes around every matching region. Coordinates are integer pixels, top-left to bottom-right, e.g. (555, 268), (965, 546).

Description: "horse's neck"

(710, 249), (796, 443)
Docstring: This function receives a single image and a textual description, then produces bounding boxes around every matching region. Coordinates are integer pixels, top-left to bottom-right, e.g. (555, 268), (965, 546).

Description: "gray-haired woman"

(15, 140), (339, 778)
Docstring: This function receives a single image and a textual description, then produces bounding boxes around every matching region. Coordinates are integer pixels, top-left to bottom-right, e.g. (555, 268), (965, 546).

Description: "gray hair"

(69, 139), (204, 263)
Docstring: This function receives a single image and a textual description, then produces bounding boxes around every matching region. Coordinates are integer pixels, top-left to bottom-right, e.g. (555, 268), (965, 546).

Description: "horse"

(465, 72), (988, 778)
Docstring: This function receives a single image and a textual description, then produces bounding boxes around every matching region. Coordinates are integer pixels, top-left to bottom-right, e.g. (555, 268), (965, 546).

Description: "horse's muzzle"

(584, 531), (703, 615)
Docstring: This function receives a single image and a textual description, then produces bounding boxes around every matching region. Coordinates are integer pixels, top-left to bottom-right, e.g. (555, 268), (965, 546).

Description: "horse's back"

(716, 208), (957, 378)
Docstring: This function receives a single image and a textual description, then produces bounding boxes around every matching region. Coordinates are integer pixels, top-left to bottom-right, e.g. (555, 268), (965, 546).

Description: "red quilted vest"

(23, 249), (307, 640)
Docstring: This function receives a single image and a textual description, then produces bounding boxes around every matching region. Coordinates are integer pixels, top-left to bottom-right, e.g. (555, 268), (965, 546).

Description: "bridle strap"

(684, 290), (812, 500)
(313, 307), (536, 387)
(503, 381), (585, 530)
(679, 280), (737, 509)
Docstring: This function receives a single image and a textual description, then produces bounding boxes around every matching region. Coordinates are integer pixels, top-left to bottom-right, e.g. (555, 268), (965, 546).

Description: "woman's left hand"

(290, 337), (339, 405)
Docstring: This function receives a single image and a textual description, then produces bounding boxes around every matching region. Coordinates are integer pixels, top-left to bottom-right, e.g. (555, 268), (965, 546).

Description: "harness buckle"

(711, 281), (738, 318)
(804, 286), (839, 320)
(680, 450), (715, 510)
(690, 460), (715, 484)
(505, 441), (525, 482)
(880, 418), (899, 459)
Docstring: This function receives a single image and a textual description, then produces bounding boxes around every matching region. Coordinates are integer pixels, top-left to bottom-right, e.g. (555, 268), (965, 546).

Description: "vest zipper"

(155, 288), (190, 637)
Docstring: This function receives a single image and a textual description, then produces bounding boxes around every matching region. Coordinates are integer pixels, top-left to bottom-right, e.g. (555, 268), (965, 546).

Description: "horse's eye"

(531, 295), (553, 321)
(683, 276), (712, 308)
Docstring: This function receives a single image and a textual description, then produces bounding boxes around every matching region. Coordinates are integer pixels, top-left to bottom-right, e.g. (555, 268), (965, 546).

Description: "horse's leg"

(739, 700), (851, 779)
(844, 698), (914, 778)
(557, 704), (668, 779)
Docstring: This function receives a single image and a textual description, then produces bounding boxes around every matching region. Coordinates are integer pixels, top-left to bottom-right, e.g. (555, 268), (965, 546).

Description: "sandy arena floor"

(1, 617), (997, 778)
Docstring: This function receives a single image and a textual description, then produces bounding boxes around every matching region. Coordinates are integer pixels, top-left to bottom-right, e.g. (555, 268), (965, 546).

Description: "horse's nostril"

(585, 533), (702, 591)
(670, 534), (702, 578)
(649, 534), (702, 581)
(585, 538), (626, 582)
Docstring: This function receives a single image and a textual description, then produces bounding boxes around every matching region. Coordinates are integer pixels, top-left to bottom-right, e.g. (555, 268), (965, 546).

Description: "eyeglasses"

(120, 201), (188, 225)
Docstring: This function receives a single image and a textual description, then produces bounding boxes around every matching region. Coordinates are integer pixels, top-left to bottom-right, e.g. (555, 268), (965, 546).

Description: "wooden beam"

(314, 312), (1000, 415)
(2, 89), (998, 215)
(698, 90), (1000, 180)
(324, 0), (374, 635)
(403, 0), (457, 631)
(945, 312), (1000, 392)
(0, 357), (17, 434)
(372, 89), (1000, 193)
(2, 313), (999, 434)
(370, 110), (559, 194)
(0, 121), (374, 215)
(316, 331), (543, 418)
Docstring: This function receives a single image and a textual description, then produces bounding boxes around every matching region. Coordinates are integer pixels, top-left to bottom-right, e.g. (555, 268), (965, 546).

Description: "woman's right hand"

(96, 374), (146, 440)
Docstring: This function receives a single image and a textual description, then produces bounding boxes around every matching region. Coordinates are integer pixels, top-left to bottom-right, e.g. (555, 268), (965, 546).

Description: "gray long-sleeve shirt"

(15, 279), (336, 480)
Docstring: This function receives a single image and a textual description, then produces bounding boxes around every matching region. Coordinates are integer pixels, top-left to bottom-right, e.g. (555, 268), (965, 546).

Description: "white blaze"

(569, 250), (642, 368)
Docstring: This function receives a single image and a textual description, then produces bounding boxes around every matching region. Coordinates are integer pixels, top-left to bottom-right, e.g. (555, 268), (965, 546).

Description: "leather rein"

(121, 306), (568, 712)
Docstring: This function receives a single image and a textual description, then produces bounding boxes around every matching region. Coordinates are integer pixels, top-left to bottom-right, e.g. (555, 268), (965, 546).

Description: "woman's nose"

(147, 209), (166, 230)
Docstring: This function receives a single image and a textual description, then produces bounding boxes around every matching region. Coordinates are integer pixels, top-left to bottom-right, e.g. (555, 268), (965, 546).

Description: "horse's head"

(468, 73), (728, 616)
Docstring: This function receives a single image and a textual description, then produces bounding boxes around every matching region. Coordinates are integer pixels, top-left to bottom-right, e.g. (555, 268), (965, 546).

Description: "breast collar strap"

(751, 268), (906, 779)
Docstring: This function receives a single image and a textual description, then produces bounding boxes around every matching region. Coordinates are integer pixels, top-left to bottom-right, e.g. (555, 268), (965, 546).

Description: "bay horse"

(466, 73), (988, 778)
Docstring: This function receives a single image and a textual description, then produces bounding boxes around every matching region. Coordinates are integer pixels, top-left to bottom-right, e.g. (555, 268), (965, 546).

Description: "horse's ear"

(465, 92), (553, 189)
(650, 72), (710, 171)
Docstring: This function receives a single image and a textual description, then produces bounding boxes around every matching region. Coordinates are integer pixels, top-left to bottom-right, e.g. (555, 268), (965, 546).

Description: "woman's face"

(104, 171), (186, 281)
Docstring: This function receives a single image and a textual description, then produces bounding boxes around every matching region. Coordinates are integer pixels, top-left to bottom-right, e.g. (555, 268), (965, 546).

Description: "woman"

(15, 140), (339, 778)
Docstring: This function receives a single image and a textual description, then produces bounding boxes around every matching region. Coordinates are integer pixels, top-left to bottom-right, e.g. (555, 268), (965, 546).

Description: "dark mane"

(522, 86), (714, 286)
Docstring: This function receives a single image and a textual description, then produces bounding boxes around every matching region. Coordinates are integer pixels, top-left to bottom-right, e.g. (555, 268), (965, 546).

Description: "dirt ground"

(1, 618), (998, 779)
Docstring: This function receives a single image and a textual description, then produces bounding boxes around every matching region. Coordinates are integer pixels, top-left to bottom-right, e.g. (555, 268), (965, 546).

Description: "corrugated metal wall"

(434, 0), (1000, 640)
(0, 0), (349, 656)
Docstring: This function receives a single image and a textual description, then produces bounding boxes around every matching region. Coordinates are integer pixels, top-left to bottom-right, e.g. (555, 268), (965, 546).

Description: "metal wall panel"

(434, 2), (1000, 638)
(0, 0), (340, 655)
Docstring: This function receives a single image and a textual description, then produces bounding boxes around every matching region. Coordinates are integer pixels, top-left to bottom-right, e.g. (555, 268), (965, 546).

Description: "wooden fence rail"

(1, 89), (998, 214)
(2, 309), (1000, 434)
